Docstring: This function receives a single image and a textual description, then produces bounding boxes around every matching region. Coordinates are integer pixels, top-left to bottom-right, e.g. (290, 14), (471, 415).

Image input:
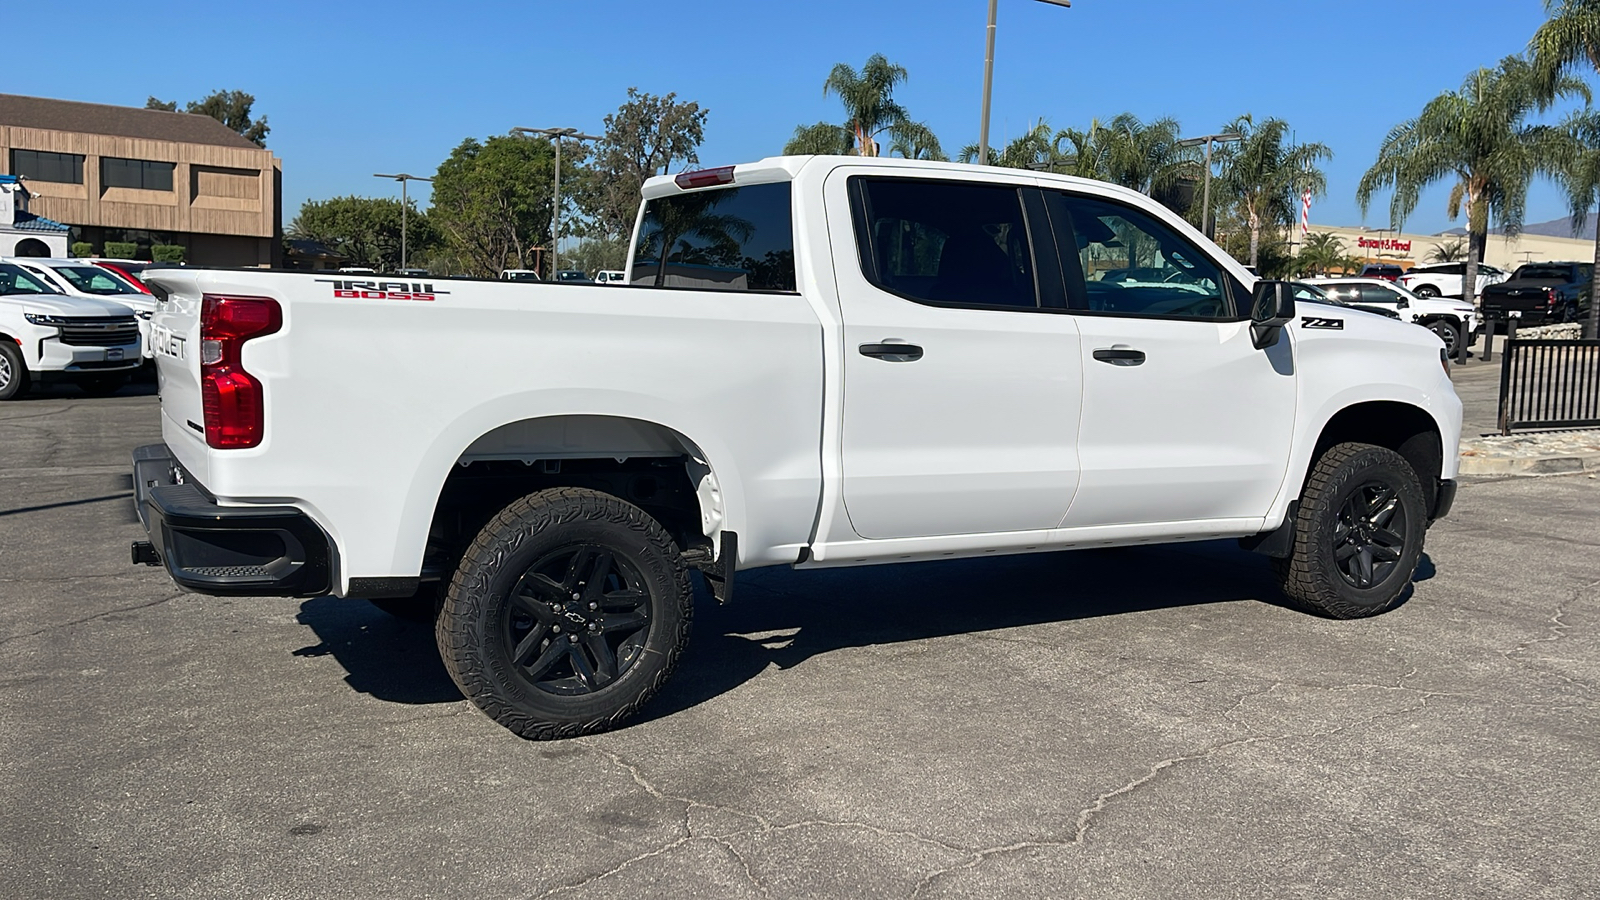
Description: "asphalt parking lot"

(2, 383), (1597, 899)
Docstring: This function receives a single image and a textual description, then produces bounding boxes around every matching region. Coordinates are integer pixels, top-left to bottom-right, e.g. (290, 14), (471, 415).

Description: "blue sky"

(8, 0), (1580, 234)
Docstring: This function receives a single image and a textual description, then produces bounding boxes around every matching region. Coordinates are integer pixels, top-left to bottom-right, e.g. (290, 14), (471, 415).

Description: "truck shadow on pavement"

(292, 540), (1431, 713)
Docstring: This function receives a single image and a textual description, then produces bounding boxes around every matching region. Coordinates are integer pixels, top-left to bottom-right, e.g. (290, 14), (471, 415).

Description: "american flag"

(1301, 189), (1312, 234)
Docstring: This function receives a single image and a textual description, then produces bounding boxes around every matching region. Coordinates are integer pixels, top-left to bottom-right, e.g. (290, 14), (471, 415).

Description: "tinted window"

(1054, 194), (1232, 319)
(52, 266), (137, 294)
(11, 149), (84, 184)
(101, 157), (175, 191)
(1355, 283), (1404, 303)
(0, 263), (57, 295)
(633, 182), (795, 291)
(854, 179), (1038, 309)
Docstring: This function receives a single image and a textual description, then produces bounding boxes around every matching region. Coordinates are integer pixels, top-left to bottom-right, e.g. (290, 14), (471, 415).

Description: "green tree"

(288, 195), (433, 272)
(1426, 238), (1468, 263)
(1294, 231), (1350, 277)
(430, 134), (558, 278)
(1557, 110), (1600, 335)
(1532, 1), (1600, 336)
(1357, 55), (1586, 307)
(578, 89), (708, 247)
(784, 122), (850, 155)
(959, 120), (1057, 169)
(1051, 120), (1113, 179)
(1216, 114), (1330, 268)
(887, 121), (947, 161)
(147, 90), (269, 146)
(1098, 113), (1196, 197)
(823, 53), (910, 156)
(565, 238), (630, 277)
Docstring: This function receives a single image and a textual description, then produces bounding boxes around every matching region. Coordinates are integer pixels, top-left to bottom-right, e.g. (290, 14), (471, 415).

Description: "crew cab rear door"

(1042, 189), (1296, 527)
(827, 169), (1083, 539)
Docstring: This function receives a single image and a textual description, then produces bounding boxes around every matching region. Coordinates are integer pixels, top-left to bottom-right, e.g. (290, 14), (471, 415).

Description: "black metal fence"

(1497, 335), (1600, 434)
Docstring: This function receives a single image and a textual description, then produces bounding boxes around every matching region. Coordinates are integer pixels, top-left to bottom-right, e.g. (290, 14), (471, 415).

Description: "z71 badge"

(1300, 316), (1344, 330)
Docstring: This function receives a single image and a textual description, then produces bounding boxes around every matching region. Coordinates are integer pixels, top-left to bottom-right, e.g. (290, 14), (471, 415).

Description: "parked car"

(1303, 277), (1477, 356)
(0, 257), (156, 361)
(500, 269), (542, 282)
(0, 262), (142, 399)
(555, 269), (590, 283)
(89, 258), (155, 294)
(132, 156), (1462, 740)
(595, 270), (627, 285)
(1398, 261), (1509, 299)
(1358, 263), (1405, 282)
(1290, 281), (1401, 319)
(1479, 261), (1593, 329)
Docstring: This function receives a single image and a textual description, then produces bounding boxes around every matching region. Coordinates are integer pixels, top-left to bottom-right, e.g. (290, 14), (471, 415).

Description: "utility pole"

(512, 126), (601, 277)
(1175, 133), (1242, 240)
(977, 0), (1071, 166)
(373, 173), (433, 271)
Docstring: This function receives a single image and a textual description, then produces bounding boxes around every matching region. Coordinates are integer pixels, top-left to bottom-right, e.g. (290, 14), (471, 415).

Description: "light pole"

(1175, 133), (1242, 240)
(978, 0), (1071, 166)
(512, 126), (601, 278)
(372, 172), (432, 271)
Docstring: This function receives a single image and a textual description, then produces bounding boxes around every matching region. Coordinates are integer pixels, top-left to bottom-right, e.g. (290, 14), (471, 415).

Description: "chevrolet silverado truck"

(0, 262), (143, 399)
(1480, 261), (1593, 328)
(129, 157), (1463, 739)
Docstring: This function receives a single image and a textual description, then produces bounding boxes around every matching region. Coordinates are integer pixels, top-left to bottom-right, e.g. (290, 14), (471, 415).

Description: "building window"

(101, 157), (175, 192)
(11, 149), (85, 184)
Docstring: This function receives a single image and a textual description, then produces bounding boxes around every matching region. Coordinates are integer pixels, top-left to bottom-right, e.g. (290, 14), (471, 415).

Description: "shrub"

(152, 244), (185, 264)
(104, 241), (139, 259)
(70, 241), (94, 258)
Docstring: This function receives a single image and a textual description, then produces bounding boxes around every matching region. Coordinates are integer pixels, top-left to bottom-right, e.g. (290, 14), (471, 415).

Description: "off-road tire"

(75, 373), (128, 396)
(0, 343), (28, 400)
(435, 487), (692, 740)
(1272, 442), (1426, 619)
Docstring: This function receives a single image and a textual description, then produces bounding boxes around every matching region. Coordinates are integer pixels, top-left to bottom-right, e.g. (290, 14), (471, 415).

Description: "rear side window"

(632, 182), (796, 292)
(852, 178), (1039, 309)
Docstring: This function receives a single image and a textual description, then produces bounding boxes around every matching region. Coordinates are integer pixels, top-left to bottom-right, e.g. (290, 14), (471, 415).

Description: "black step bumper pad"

(131, 443), (333, 597)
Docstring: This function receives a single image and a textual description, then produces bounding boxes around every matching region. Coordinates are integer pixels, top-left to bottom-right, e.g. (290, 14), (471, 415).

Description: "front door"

(1043, 190), (1297, 528)
(830, 172), (1084, 539)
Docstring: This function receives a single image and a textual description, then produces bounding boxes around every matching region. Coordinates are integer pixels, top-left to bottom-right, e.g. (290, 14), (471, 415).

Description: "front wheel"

(0, 343), (29, 400)
(436, 487), (692, 740)
(1426, 320), (1461, 356)
(1273, 442), (1426, 619)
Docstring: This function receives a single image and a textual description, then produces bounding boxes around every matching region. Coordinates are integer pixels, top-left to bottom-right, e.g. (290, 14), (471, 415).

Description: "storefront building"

(1293, 223), (1593, 272)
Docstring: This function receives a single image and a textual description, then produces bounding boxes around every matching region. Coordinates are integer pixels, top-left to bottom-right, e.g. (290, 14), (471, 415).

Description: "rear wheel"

(1413, 284), (1441, 299)
(0, 343), (29, 400)
(75, 373), (129, 396)
(1273, 443), (1426, 619)
(1426, 320), (1460, 356)
(436, 487), (692, 740)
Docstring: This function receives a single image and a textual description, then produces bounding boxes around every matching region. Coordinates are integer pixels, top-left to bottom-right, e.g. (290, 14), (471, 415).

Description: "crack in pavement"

(0, 592), (184, 649)
(1500, 578), (1598, 691)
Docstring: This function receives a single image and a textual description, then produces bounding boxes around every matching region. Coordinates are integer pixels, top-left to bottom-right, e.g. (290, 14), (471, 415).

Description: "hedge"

(151, 244), (185, 264)
(70, 242), (94, 258)
(104, 242), (138, 259)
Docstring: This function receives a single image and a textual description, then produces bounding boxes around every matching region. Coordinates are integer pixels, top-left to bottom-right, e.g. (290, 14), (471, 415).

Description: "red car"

(89, 259), (153, 294)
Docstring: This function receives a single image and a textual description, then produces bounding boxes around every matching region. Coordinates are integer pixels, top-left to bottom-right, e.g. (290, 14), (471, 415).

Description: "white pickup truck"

(130, 156), (1462, 739)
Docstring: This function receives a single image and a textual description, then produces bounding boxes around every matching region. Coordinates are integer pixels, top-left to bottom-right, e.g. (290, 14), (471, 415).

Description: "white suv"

(0, 263), (143, 399)
(1399, 262), (1509, 299)
(1304, 277), (1477, 355)
(3, 257), (157, 359)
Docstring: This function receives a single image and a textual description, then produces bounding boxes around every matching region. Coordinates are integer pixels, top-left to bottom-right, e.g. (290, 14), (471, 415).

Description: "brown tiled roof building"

(0, 93), (281, 266)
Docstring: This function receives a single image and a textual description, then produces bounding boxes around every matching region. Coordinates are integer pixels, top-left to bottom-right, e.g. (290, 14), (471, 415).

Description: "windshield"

(1291, 282), (1335, 303)
(1516, 264), (1577, 280)
(0, 263), (59, 295)
(51, 265), (141, 295)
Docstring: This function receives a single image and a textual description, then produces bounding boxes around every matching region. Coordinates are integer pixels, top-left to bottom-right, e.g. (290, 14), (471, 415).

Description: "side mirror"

(1250, 280), (1296, 349)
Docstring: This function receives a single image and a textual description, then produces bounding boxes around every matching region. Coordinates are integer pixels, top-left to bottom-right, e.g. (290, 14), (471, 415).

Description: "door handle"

(1092, 348), (1146, 366)
(859, 342), (924, 362)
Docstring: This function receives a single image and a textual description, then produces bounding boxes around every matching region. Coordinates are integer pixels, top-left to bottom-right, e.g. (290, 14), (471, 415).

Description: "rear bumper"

(131, 443), (333, 597)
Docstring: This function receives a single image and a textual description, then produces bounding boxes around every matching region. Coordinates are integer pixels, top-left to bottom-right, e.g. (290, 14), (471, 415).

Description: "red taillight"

(674, 166), (735, 189)
(199, 294), (281, 449)
(1546, 288), (1558, 307)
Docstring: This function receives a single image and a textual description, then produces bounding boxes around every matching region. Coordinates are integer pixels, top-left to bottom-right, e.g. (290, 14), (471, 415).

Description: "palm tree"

(784, 122), (849, 156)
(823, 54), (910, 156)
(1558, 110), (1600, 336)
(1532, 0), (1600, 336)
(1357, 55), (1586, 309)
(1215, 115), (1331, 268)
(1052, 121), (1112, 180)
(1099, 114), (1197, 197)
(1295, 231), (1348, 277)
(888, 121), (947, 161)
(1426, 238), (1468, 263)
(959, 120), (1057, 169)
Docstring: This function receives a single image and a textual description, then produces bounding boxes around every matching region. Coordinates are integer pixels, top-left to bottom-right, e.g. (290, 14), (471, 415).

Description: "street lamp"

(372, 172), (432, 271)
(1174, 133), (1242, 240)
(977, 0), (1071, 166)
(511, 126), (601, 278)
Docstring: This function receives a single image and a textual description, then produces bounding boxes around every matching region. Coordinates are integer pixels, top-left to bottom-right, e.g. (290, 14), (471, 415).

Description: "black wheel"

(0, 343), (28, 400)
(435, 487), (692, 740)
(76, 373), (129, 396)
(1273, 442), (1427, 619)
(1413, 284), (1441, 299)
(368, 583), (442, 623)
(1426, 320), (1460, 356)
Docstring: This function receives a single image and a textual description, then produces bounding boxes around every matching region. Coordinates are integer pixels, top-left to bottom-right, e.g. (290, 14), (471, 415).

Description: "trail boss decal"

(1300, 316), (1344, 330)
(315, 280), (448, 302)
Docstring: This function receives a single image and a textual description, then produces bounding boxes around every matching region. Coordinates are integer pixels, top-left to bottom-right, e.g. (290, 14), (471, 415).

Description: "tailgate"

(144, 274), (207, 449)
(1482, 286), (1552, 311)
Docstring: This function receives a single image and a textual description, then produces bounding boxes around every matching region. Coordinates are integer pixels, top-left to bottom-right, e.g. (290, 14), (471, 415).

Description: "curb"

(1458, 451), (1600, 476)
